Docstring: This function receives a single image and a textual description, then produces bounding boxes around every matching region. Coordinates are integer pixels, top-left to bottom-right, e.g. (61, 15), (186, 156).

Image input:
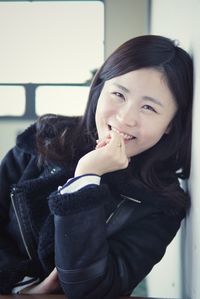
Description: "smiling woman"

(95, 68), (177, 158)
(0, 35), (193, 299)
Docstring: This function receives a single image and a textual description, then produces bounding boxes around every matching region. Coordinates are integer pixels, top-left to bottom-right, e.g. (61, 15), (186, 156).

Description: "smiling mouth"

(108, 125), (136, 141)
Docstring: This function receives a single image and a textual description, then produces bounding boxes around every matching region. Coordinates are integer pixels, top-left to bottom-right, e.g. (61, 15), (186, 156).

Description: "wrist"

(19, 282), (39, 294)
(75, 163), (102, 177)
(75, 168), (102, 177)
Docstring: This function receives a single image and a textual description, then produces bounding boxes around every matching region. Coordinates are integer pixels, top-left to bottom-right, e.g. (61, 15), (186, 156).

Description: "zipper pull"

(120, 194), (141, 203)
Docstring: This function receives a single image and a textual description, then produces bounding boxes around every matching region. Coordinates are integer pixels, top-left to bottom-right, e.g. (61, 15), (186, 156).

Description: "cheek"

(142, 125), (168, 146)
(96, 101), (116, 123)
(95, 102), (110, 134)
(126, 129), (166, 157)
(143, 115), (173, 137)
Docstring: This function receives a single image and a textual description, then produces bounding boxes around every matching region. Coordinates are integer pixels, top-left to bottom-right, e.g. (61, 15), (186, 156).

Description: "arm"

(0, 147), (37, 293)
(17, 268), (59, 294)
(49, 183), (182, 299)
(48, 131), (183, 299)
(0, 146), (32, 214)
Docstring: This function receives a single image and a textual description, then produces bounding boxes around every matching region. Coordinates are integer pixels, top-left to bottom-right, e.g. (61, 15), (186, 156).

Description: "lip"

(108, 125), (136, 140)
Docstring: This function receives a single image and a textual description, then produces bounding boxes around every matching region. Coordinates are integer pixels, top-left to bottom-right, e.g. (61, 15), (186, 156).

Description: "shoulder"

(16, 122), (37, 154)
(1, 122), (41, 182)
(16, 114), (81, 155)
(36, 114), (81, 141)
(103, 169), (188, 217)
(37, 114), (81, 131)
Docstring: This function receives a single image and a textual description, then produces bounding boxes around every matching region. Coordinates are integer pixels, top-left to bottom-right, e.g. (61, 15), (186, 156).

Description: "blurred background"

(0, 1), (199, 298)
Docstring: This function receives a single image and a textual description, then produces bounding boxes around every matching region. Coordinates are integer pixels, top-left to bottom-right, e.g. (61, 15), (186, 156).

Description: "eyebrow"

(142, 96), (164, 107)
(112, 83), (130, 93)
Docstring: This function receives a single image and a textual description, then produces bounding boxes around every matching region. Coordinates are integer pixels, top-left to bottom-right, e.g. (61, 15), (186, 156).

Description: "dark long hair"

(36, 35), (193, 207)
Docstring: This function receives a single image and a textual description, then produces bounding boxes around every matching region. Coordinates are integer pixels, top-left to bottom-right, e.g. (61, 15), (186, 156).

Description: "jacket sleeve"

(49, 184), (183, 299)
(0, 146), (34, 293)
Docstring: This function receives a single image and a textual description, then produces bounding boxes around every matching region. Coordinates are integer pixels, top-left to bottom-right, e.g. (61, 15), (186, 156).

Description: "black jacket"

(0, 120), (185, 298)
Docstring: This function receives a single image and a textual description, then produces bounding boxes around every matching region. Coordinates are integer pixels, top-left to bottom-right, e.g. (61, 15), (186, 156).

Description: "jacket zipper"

(106, 199), (126, 224)
(120, 194), (141, 203)
(10, 188), (32, 260)
(106, 194), (141, 224)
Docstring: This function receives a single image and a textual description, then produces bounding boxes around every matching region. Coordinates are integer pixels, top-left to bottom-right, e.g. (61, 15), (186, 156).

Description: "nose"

(116, 105), (138, 127)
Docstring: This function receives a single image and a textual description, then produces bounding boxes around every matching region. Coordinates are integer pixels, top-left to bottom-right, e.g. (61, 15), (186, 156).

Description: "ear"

(165, 122), (172, 134)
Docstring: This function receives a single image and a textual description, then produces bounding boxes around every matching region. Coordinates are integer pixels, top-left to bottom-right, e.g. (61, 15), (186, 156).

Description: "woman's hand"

(20, 268), (61, 294)
(75, 131), (129, 177)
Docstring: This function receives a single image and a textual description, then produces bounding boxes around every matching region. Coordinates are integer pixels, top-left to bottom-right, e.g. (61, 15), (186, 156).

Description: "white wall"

(104, 0), (149, 58)
(149, 1), (200, 298)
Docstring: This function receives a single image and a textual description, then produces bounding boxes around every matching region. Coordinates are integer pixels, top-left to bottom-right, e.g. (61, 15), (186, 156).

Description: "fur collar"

(16, 123), (37, 154)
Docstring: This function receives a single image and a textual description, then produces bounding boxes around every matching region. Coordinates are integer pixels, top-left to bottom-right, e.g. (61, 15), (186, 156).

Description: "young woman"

(0, 35), (193, 298)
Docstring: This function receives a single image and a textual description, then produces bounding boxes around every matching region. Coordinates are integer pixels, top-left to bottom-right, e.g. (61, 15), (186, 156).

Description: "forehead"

(106, 68), (173, 93)
(107, 68), (166, 85)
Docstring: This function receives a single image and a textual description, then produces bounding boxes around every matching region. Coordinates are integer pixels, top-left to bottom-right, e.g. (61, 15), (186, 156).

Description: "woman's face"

(95, 68), (177, 158)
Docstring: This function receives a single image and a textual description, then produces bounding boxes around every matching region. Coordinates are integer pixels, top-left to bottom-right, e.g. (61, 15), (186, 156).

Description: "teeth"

(111, 127), (135, 140)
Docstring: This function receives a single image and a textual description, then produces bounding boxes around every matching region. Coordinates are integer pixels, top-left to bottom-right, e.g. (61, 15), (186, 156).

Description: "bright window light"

(36, 86), (89, 116)
(0, 1), (104, 83)
(0, 86), (25, 116)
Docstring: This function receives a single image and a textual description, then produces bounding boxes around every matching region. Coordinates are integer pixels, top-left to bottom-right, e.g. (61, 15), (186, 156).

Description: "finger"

(119, 135), (126, 152)
(45, 267), (58, 283)
(108, 130), (124, 149)
(109, 131), (129, 162)
(95, 140), (107, 149)
(96, 135), (111, 149)
(95, 139), (108, 149)
(96, 131), (111, 143)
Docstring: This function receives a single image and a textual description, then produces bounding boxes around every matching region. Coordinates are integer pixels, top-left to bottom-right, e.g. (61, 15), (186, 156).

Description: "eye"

(112, 92), (125, 100)
(142, 104), (157, 113)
